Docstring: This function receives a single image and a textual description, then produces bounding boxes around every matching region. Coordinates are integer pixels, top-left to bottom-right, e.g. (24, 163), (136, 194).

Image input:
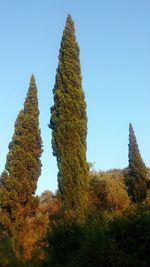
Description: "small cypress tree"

(126, 123), (147, 202)
(0, 75), (42, 231)
(49, 15), (89, 217)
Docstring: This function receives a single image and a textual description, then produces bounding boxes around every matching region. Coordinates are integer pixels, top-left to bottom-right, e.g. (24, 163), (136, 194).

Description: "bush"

(109, 205), (150, 267)
(89, 170), (130, 214)
(45, 218), (84, 266)
(75, 215), (124, 267)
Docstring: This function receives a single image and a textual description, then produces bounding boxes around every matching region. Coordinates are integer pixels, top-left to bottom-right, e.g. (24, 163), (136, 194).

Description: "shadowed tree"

(126, 123), (148, 202)
(0, 75), (42, 233)
(49, 15), (89, 217)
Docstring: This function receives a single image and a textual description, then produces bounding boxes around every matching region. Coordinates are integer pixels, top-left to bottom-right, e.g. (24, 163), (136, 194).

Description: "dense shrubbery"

(40, 205), (150, 267)
(1, 169), (150, 266)
(89, 169), (130, 215)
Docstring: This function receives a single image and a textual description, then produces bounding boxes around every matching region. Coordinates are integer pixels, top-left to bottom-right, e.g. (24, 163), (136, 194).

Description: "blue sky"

(0, 0), (149, 195)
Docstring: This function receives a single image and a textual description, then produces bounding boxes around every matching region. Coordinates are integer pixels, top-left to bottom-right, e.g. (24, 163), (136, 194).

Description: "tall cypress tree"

(126, 123), (147, 202)
(49, 15), (89, 216)
(0, 75), (42, 231)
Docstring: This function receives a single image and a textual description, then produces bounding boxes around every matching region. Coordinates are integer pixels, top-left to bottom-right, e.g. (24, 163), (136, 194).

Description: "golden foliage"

(13, 191), (60, 261)
(89, 170), (130, 215)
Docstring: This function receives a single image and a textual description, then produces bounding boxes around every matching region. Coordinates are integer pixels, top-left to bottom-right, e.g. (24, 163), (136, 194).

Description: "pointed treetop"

(129, 123), (140, 154)
(128, 123), (146, 170)
(30, 73), (36, 86)
(127, 123), (148, 202)
(64, 14), (75, 33)
(24, 75), (38, 115)
(129, 123), (138, 145)
(28, 74), (37, 94)
(129, 123), (134, 132)
(66, 13), (73, 21)
(129, 123), (135, 140)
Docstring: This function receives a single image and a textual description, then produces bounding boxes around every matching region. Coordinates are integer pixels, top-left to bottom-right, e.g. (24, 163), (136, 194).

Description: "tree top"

(30, 74), (36, 86)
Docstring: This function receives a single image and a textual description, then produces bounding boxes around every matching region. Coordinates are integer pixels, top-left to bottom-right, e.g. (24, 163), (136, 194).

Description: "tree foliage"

(126, 123), (148, 202)
(0, 75), (42, 235)
(43, 206), (150, 267)
(89, 170), (130, 215)
(49, 15), (89, 216)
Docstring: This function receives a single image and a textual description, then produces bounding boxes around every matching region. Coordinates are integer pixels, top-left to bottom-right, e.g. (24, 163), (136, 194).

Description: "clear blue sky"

(0, 0), (149, 195)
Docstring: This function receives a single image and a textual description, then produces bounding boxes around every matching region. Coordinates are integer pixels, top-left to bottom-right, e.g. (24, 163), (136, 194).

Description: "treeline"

(0, 15), (150, 267)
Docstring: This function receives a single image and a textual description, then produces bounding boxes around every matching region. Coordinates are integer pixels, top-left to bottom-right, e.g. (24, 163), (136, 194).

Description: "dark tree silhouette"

(126, 123), (147, 202)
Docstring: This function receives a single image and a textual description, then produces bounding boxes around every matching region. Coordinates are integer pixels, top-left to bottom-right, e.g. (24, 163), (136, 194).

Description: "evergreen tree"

(126, 123), (147, 202)
(49, 15), (89, 217)
(0, 75), (42, 232)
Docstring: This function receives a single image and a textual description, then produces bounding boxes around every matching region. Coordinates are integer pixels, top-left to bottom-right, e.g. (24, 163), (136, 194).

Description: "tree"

(0, 75), (42, 233)
(126, 123), (148, 202)
(49, 15), (89, 217)
(89, 170), (130, 214)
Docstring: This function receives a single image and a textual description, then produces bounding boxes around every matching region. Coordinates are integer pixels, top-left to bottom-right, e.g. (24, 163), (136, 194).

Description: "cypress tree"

(0, 75), (42, 231)
(126, 123), (147, 202)
(49, 15), (89, 217)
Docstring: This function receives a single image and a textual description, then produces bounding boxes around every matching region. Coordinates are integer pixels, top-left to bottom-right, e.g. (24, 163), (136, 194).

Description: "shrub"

(89, 170), (130, 214)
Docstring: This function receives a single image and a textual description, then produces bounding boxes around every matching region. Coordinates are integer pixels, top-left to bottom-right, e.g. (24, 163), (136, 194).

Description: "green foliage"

(75, 216), (121, 267)
(89, 170), (130, 215)
(0, 224), (14, 266)
(46, 219), (84, 266)
(43, 206), (150, 267)
(49, 15), (89, 216)
(109, 205), (150, 267)
(126, 123), (148, 202)
(0, 223), (27, 267)
(6, 75), (42, 194)
(0, 75), (42, 256)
